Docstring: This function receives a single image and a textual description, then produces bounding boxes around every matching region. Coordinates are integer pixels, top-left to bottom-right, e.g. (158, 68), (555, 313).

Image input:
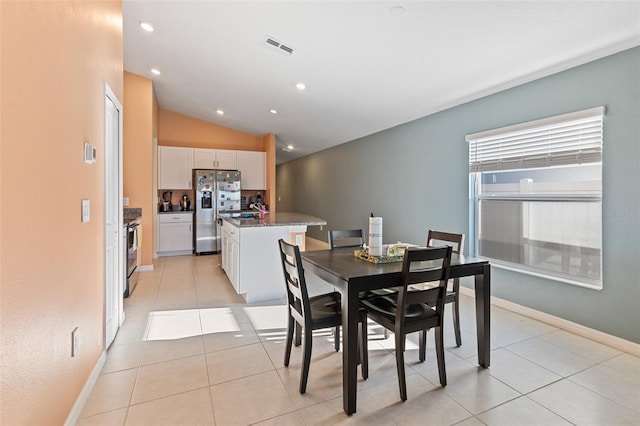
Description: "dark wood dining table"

(300, 247), (491, 415)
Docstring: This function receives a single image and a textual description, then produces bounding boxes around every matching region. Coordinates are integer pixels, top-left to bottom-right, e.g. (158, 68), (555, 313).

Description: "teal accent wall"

(276, 47), (640, 343)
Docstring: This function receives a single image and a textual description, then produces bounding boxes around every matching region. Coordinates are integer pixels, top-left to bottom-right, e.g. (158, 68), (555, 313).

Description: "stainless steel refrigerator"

(193, 169), (241, 254)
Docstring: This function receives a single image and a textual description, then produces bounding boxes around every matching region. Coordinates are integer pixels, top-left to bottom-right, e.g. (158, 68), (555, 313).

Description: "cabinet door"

(238, 151), (266, 190)
(159, 146), (194, 189)
(216, 150), (238, 170)
(220, 229), (228, 272)
(193, 149), (216, 169)
(159, 222), (193, 252)
(230, 238), (240, 292)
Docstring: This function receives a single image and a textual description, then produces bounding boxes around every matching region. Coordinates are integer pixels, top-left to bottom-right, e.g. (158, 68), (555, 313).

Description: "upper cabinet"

(193, 148), (237, 170)
(158, 146), (193, 189)
(238, 151), (266, 190)
(159, 146), (266, 190)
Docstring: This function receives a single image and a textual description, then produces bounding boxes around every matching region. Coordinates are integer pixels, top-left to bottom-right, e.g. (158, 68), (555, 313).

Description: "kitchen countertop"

(223, 212), (326, 228)
(124, 207), (142, 225)
(158, 210), (193, 214)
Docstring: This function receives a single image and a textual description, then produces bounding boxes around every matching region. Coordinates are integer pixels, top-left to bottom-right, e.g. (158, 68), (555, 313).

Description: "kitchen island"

(221, 212), (326, 303)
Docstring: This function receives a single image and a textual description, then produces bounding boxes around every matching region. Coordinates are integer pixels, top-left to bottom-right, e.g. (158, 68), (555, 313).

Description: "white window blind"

(467, 106), (604, 173)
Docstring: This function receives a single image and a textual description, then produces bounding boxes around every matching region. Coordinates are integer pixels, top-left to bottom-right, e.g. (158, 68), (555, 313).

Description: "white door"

(105, 84), (123, 348)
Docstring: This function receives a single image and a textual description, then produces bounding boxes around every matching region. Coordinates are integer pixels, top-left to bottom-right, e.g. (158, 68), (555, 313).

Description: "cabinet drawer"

(223, 221), (239, 243)
(159, 213), (193, 223)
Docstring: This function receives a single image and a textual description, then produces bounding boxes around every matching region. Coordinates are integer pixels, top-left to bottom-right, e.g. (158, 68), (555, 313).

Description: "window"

(467, 107), (604, 289)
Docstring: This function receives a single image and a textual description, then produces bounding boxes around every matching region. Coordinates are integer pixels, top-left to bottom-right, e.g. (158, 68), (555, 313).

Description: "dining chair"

(328, 229), (393, 338)
(360, 245), (452, 401)
(328, 229), (364, 249)
(278, 239), (368, 394)
(426, 230), (465, 347)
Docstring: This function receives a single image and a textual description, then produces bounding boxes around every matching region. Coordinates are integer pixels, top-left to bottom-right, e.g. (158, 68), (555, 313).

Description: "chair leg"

(394, 332), (407, 401)
(452, 281), (462, 347)
(419, 329), (427, 362)
(284, 316), (295, 367)
(359, 319), (368, 380)
(294, 322), (302, 347)
(435, 326), (447, 387)
(299, 326), (313, 394)
(334, 326), (341, 352)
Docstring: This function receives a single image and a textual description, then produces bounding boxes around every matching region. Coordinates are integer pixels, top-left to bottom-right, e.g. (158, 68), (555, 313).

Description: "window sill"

(482, 258), (603, 291)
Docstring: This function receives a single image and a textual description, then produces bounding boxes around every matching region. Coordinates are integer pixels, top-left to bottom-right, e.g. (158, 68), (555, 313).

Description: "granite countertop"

(124, 208), (142, 225)
(158, 210), (193, 214)
(224, 212), (327, 228)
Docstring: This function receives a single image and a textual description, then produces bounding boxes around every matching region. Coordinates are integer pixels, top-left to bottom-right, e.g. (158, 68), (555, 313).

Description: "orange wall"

(159, 109), (264, 151)
(123, 72), (154, 266)
(0, 1), (123, 424)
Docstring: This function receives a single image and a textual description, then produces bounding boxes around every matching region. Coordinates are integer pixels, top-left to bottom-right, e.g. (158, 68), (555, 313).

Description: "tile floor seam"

(500, 338), (591, 378)
(128, 384), (212, 408)
(537, 330), (624, 361)
(564, 373), (640, 415)
(492, 345), (563, 384)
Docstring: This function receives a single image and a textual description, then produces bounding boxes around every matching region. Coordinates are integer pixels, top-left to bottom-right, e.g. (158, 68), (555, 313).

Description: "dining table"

(300, 247), (491, 415)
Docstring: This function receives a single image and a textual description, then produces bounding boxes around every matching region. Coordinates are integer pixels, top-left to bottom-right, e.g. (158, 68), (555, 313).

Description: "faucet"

(251, 202), (266, 218)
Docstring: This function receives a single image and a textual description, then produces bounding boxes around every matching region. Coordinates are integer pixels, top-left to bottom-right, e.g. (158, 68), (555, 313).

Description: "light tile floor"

(78, 254), (640, 425)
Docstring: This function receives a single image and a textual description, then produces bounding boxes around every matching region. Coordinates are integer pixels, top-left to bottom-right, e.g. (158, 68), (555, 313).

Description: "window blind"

(467, 106), (604, 173)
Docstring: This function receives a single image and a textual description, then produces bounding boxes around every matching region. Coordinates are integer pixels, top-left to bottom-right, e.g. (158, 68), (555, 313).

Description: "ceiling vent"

(264, 36), (294, 56)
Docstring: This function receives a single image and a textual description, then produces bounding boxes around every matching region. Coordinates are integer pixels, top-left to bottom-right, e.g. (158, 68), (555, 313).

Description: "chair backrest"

(427, 230), (465, 255)
(278, 239), (311, 326)
(328, 229), (364, 249)
(396, 246), (452, 327)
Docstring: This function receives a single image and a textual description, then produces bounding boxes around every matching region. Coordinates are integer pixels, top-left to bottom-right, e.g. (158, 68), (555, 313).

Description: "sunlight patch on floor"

(243, 305), (288, 331)
(143, 307), (241, 341)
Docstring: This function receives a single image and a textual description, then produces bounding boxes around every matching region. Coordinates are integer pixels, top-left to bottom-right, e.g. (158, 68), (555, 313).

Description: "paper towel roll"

(368, 217), (383, 256)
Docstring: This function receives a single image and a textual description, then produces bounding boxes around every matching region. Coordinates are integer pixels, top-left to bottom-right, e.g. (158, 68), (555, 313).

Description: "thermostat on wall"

(84, 142), (96, 164)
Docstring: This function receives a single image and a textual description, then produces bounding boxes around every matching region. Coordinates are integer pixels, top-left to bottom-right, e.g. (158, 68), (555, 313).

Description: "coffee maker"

(180, 194), (191, 211)
(160, 191), (172, 212)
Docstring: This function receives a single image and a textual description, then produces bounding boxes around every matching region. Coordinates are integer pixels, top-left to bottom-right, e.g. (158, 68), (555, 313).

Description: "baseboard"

(459, 286), (640, 355)
(157, 250), (193, 257)
(64, 350), (107, 426)
(137, 264), (154, 272)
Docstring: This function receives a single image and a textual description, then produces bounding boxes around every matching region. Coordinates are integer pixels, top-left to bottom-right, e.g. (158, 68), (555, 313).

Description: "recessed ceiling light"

(140, 22), (154, 32)
(151, 68), (161, 75)
(270, 109), (278, 114)
(296, 83), (306, 91)
(216, 109), (224, 115)
(389, 6), (406, 17)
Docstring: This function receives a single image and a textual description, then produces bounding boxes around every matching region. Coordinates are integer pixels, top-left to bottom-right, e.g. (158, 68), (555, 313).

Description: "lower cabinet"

(221, 221), (240, 292)
(158, 213), (193, 255)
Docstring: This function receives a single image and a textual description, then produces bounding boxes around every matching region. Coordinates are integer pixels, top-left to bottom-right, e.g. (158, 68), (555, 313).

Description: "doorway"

(104, 83), (123, 348)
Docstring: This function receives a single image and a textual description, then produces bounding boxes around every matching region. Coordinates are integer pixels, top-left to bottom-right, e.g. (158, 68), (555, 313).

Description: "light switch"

(123, 197), (129, 207)
(81, 199), (90, 222)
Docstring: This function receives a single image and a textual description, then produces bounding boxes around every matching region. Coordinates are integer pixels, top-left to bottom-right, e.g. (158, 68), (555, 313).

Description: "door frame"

(104, 82), (124, 348)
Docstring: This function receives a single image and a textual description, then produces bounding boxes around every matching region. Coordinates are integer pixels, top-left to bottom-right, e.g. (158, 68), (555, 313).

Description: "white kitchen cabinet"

(193, 148), (238, 170)
(221, 220), (240, 292)
(158, 146), (194, 189)
(158, 213), (193, 255)
(237, 151), (266, 190)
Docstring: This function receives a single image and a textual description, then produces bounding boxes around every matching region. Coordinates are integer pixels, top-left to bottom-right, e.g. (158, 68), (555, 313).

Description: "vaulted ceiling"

(123, 1), (640, 164)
